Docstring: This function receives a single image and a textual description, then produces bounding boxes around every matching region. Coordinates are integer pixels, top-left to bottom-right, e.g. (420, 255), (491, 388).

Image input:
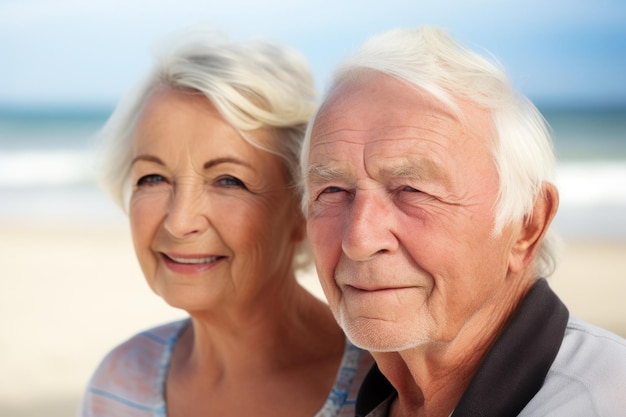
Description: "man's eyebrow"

(306, 160), (449, 187)
(306, 164), (347, 182)
(379, 159), (450, 186)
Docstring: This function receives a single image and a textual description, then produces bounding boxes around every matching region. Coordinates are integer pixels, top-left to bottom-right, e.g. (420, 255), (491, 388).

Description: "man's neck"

(372, 277), (535, 416)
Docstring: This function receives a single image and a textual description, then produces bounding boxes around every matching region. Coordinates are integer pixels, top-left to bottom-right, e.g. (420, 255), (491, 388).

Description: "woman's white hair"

(97, 29), (316, 269)
(301, 26), (559, 278)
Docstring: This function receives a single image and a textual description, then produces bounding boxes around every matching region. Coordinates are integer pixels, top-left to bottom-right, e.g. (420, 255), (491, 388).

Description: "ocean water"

(1, 105), (625, 240)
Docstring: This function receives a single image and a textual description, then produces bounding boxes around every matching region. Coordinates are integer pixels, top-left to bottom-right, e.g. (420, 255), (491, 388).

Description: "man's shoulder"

(560, 316), (626, 367)
(523, 317), (626, 416)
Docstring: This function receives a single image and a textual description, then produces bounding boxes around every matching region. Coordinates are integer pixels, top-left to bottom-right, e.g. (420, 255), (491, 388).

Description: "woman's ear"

(509, 182), (559, 273)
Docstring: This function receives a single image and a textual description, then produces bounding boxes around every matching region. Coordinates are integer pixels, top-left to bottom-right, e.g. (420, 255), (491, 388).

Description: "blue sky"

(1, 0), (625, 108)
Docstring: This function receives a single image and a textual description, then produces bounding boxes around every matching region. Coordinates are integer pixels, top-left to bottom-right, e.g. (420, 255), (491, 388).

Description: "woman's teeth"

(168, 255), (219, 264)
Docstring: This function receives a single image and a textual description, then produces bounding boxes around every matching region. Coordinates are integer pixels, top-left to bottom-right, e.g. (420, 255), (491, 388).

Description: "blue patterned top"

(79, 319), (374, 416)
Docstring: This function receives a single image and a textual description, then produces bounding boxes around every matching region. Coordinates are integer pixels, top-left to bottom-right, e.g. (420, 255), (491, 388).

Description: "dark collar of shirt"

(355, 278), (570, 417)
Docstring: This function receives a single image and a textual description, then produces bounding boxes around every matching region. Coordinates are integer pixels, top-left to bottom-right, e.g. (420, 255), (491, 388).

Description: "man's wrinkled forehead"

(314, 71), (457, 131)
(312, 75), (448, 147)
(310, 79), (367, 144)
(309, 70), (494, 155)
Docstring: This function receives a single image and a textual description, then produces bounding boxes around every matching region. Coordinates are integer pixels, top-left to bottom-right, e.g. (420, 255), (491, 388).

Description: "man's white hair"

(301, 26), (559, 277)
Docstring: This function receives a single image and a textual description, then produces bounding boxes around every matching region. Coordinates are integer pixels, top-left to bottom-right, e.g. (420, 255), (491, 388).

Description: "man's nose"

(163, 184), (210, 239)
(341, 191), (399, 261)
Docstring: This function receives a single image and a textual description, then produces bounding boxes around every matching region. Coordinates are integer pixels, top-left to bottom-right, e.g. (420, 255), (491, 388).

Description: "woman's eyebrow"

(203, 157), (253, 170)
(131, 155), (254, 171)
(131, 154), (165, 167)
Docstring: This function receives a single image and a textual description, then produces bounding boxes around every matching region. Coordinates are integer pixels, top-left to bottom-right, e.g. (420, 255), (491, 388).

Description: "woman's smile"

(161, 252), (225, 274)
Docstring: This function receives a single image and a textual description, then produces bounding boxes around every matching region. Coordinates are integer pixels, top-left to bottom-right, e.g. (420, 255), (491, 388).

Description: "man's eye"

(217, 176), (247, 189)
(322, 186), (345, 194)
(137, 174), (166, 186)
(315, 186), (350, 203)
(402, 185), (421, 192)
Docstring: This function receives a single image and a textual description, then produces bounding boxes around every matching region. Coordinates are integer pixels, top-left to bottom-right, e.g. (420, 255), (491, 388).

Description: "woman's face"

(129, 88), (304, 314)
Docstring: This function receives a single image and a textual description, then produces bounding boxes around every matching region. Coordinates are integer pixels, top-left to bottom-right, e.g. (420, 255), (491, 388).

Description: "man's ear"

(509, 182), (559, 273)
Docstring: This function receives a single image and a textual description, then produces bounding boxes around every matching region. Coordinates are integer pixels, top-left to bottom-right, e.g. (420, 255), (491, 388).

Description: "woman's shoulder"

(317, 339), (375, 417)
(79, 318), (189, 416)
(91, 318), (188, 384)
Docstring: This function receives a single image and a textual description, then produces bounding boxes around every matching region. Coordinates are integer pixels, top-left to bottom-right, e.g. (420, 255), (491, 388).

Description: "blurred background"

(1, 1), (625, 416)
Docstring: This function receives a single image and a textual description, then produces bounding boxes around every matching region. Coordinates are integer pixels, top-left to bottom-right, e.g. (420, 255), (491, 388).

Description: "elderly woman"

(79, 31), (373, 417)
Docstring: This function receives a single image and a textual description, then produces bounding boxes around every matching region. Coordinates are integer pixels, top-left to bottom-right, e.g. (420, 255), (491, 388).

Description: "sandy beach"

(1, 220), (624, 417)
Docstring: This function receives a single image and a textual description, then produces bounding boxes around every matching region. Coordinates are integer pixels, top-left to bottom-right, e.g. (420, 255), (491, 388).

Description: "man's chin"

(338, 314), (427, 352)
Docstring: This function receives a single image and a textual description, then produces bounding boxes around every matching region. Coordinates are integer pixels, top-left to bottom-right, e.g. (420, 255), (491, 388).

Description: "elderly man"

(301, 26), (626, 416)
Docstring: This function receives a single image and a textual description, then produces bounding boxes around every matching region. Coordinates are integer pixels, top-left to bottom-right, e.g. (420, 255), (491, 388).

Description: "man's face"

(305, 72), (519, 351)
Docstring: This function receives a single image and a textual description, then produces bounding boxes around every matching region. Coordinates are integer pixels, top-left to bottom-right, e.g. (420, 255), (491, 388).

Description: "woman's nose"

(163, 184), (210, 239)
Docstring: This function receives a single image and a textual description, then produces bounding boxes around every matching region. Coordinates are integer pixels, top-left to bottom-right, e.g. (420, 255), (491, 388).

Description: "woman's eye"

(217, 176), (247, 189)
(137, 174), (166, 186)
